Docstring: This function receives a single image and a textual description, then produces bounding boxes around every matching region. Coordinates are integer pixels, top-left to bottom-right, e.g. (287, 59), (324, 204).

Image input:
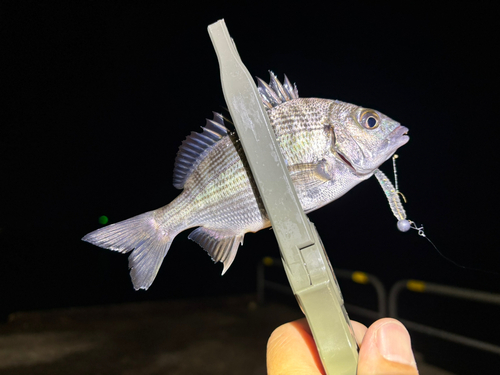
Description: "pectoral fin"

(288, 159), (333, 190)
(188, 227), (244, 274)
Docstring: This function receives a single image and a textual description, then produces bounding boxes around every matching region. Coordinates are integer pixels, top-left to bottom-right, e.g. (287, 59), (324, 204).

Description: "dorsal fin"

(173, 112), (229, 189)
(256, 71), (299, 109)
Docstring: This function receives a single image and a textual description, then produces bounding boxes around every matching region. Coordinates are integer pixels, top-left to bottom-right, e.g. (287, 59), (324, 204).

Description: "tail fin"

(82, 211), (172, 290)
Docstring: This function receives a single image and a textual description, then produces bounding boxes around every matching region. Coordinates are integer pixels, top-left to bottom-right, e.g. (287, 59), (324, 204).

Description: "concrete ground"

(0, 295), (454, 374)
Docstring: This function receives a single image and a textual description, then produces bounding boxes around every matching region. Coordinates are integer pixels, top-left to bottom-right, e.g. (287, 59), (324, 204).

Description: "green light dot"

(98, 215), (109, 225)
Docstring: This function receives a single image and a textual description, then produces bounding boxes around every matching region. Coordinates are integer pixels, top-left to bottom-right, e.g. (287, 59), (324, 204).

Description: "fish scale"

(83, 73), (409, 290)
(184, 137), (266, 231)
(270, 99), (336, 164)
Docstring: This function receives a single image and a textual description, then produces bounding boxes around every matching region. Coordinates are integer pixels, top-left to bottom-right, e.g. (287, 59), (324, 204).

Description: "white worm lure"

(375, 155), (495, 274)
(374, 154), (426, 236)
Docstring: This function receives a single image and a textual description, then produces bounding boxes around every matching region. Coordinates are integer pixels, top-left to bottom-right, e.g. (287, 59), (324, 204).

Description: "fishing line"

(407, 220), (466, 270)
(375, 155), (497, 275)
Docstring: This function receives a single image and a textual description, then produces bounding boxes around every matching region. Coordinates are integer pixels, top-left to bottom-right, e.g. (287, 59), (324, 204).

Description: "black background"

(3, 0), (499, 324)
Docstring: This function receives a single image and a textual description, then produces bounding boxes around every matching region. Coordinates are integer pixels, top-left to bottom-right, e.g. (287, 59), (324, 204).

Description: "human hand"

(267, 317), (418, 375)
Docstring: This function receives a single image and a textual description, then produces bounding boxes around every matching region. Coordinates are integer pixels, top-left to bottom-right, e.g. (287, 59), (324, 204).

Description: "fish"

(82, 72), (409, 290)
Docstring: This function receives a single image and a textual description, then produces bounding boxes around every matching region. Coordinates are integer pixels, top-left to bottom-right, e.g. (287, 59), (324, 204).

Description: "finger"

(267, 318), (325, 375)
(358, 318), (419, 375)
(351, 320), (368, 346)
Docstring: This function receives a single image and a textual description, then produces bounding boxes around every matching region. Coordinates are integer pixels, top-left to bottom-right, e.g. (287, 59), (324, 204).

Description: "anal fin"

(188, 227), (244, 274)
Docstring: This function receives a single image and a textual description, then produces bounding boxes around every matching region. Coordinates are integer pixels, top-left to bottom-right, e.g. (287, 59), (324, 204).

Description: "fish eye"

(359, 110), (380, 129)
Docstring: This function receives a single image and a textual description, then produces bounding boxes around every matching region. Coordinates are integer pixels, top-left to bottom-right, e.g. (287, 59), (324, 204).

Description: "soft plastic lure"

(374, 155), (496, 273)
(373, 153), (459, 269)
(374, 154), (427, 235)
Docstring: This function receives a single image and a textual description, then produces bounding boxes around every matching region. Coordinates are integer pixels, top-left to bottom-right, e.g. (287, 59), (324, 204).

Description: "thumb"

(358, 318), (419, 375)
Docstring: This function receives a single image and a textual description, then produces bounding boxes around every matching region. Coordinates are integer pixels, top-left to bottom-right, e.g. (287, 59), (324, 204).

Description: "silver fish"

(83, 73), (409, 290)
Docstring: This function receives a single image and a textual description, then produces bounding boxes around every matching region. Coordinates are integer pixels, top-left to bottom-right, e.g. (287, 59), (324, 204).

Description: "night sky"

(3, 1), (499, 320)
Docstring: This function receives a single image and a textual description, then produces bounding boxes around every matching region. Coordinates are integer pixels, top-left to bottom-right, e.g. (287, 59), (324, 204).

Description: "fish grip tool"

(208, 19), (358, 374)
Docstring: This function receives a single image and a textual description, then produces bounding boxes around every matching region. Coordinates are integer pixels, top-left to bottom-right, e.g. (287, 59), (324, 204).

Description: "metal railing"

(257, 258), (500, 356)
(389, 279), (500, 356)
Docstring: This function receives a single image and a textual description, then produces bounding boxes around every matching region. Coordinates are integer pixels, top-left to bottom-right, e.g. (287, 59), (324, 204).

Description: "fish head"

(332, 104), (409, 176)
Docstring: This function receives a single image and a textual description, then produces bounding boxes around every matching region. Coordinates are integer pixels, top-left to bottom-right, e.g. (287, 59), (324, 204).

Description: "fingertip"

(358, 318), (418, 375)
(351, 320), (368, 346)
(267, 319), (325, 375)
(375, 320), (416, 367)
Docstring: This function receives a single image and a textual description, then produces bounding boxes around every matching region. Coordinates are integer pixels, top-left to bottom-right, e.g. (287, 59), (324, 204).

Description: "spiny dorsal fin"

(256, 71), (299, 109)
(173, 112), (229, 189)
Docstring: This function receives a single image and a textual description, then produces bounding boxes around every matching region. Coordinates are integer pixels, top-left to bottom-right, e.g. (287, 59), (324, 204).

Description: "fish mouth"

(336, 149), (356, 172)
(389, 126), (410, 149)
(335, 125), (409, 174)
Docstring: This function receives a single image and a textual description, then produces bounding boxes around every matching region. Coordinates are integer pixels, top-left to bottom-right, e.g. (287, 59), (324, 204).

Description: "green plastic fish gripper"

(208, 19), (359, 375)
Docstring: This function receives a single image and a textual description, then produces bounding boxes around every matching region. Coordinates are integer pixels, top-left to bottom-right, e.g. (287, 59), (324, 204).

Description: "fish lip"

(389, 125), (410, 148)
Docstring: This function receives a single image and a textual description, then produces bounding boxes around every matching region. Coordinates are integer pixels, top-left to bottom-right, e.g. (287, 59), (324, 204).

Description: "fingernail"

(376, 322), (417, 367)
